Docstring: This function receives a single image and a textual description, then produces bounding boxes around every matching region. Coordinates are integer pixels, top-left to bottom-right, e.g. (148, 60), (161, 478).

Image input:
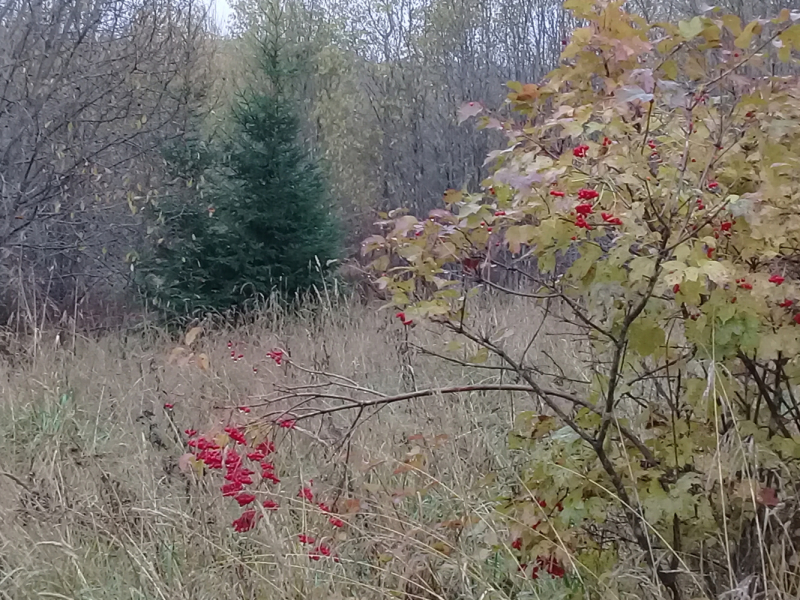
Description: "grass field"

(0, 295), (587, 600)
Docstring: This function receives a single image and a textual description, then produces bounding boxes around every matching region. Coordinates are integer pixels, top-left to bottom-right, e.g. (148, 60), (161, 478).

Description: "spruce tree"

(139, 93), (339, 316)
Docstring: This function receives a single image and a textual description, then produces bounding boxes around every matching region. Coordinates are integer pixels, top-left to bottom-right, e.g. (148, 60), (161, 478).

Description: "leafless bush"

(0, 0), (216, 328)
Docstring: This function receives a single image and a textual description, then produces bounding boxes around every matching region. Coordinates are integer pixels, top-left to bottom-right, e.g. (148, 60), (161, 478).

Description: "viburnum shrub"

(178, 343), (345, 563)
(362, 2), (800, 598)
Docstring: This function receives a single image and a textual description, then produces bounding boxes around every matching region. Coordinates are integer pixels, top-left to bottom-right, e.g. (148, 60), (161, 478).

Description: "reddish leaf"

(757, 487), (779, 507)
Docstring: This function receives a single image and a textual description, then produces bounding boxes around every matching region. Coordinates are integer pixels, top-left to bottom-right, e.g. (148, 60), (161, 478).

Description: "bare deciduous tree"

(0, 0), (214, 325)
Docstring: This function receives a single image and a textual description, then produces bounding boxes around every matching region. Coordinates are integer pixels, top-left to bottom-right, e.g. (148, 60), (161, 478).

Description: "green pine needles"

(139, 92), (340, 317)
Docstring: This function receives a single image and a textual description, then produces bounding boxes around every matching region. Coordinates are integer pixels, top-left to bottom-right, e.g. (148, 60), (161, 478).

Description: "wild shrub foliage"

(363, 1), (800, 598)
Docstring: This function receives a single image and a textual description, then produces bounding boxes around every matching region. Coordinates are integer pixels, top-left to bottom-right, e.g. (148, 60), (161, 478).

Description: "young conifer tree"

(139, 10), (339, 316)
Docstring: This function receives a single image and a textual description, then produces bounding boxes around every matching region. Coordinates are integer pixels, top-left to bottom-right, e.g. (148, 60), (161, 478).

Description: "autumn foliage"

(362, 1), (800, 598)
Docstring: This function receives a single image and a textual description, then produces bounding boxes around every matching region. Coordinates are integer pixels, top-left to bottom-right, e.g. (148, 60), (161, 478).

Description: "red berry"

(232, 509), (259, 533)
(769, 274), (785, 285)
(573, 144), (589, 158)
(234, 492), (256, 507)
(298, 534), (316, 545)
(673, 284), (680, 294)
(222, 481), (243, 497)
(329, 516), (345, 528)
(577, 188), (599, 200)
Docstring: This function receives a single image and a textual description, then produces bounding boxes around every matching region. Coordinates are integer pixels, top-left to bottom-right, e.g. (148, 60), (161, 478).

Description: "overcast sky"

(210, 0), (234, 33)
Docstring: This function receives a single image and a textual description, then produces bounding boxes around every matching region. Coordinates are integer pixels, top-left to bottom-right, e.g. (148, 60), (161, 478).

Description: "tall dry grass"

(0, 294), (583, 600)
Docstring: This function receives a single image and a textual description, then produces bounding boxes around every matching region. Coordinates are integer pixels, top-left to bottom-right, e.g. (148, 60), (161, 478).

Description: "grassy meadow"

(0, 295), (588, 600)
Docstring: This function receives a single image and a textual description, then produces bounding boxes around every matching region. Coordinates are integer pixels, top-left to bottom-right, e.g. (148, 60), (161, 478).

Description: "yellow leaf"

(185, 326), (203, 346)
(505, 224), (536, 253)
(431, 541), (453, 556)
(469, 347), (489, 364)
(721, 14), (742, 36)
(195, 353), (210, 371)
(629, 318), (665, 357)
(781, 23), (800, 51)
(442, 189), (463, 204)
(734, 20), (762, 49)
(168, 346), (189, 364)
(701, 260), (729, 285)
(660, 59), (678, 80)
(700, 24), (721, 47)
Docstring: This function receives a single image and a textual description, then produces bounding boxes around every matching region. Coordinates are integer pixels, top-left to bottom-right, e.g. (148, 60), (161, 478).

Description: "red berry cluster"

(511, 499), (567, 579)
(295, 486), (343, 561)
(185, 420), (346, 561)
(266, 348), (284, 365)
(573, 144), (589, 158)
(553, 188), (619, 232)
(577, 188), (599, 201)
(228, 340), (245, 363)
(187, 426), (281, 531)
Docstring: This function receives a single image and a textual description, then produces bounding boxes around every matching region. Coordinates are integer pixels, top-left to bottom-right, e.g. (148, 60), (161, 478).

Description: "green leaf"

(628, 318), (665, 357)
(678, 17), (703, 40)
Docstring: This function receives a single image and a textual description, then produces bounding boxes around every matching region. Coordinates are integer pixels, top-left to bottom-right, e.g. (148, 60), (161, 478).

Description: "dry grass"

(0, 294), (582, 600)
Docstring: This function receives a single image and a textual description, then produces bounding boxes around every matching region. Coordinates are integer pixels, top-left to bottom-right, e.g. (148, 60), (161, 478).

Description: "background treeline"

(0, 0), (794, 325)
